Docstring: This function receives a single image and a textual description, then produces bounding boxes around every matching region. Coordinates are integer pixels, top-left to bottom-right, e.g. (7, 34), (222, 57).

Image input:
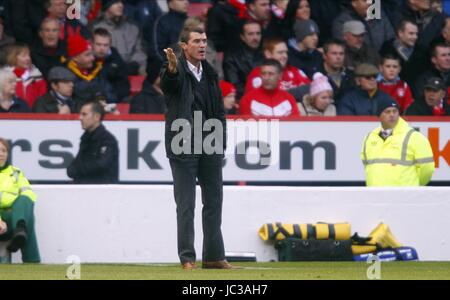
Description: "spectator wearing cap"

(66, 34), (117, 112)
(220, 80), (238, 114)
(245, 38), (310, 94)
(377, 54), (414, 114)
(93, 0), (147, 75)
(318, 39), (355, 106)
(5, 43), (48, 109)
(414, 42), (450, 100)
(332, 0), (395, 51)
(151, 0), (188, 62)
(338, 63), (395, 116)
(31, 17), (66, 80)
(129, 58), (166, 114)
(406, 77), (450, 116)
(0, 67), (30, 113)
(239, 59), (300, 117)
(0, 13), (15, 67)
(287, 19), (323, 79)
(92, 27), (130, 102)
(33, 66), (75, 114)
(361, 96), (435, 186)
(342, 20), (380, 71)
(299, 72), (336, 116)
(223, 21), (264, 100)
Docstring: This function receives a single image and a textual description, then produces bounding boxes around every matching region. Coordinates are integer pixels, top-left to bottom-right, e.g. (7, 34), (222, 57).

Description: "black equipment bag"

(275, 238), (353, 261)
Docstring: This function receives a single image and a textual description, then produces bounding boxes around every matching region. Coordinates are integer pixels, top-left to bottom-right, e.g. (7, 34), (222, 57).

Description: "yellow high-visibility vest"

(361, 117), (435, 186)
(0, 165), (37, 214)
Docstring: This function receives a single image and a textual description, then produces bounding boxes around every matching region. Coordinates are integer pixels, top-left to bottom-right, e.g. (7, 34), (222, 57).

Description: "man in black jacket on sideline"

(67, 101), (119, 184)
(161, 26), (235, 270)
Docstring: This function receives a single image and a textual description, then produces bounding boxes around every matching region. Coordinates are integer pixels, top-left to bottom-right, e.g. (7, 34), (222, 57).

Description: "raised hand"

(164, 48), (178, 73)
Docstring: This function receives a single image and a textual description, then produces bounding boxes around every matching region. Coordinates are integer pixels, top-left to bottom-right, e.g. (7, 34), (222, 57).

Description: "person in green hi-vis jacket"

(0, 137), (40, 263)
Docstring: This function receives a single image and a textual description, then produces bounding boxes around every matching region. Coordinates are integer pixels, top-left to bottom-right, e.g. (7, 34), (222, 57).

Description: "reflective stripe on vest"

(363, 129), (433, 166)
(19, 186), (32, 193)
(12, 170), (20, 182)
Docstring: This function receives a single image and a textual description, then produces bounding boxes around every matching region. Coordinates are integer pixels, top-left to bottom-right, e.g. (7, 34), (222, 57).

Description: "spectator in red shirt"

(377, 54), (414, 114)
(5, 44), (47, 109)
(245, 38), (310, 93)
(239, 59), (300, 117)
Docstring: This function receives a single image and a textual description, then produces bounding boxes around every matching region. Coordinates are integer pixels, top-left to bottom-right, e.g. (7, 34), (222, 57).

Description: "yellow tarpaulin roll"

(258, 222), (351, 241)
(351, 245), (378, 255)
(368, 223), (402, 249)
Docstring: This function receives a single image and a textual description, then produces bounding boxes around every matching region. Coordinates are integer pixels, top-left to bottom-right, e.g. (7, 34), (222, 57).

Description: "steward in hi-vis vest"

(361, 98), (435, 186)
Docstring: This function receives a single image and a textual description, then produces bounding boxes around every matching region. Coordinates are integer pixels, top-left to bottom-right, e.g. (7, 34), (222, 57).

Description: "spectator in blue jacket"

(338, 63), (396, 116)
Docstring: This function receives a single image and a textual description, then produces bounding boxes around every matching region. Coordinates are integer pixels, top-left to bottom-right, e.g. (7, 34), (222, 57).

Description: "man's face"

(344, 32), (365, 49)
(47, 0), (68, 19)
(301, 33), (319, 50)
(265, 42), (288, 68)
(357, 75), (378, 91)
(324, 44), (345, 70)
(80, 104), (101, 132)
(52, 80), (74, 97)
(107, 1), (124, 18)
(442, 20), (450, 44)
(296, 0), (311, 21)
(432, 46), (450, 72)
(39, 20), (60, 48)
(380, 59), (401, 81)
(93, 35), (111, 58)
(424, 88), (445, 106)
(249, 0), (271, 21)
(379, 107), (400, 129)
(351, 0), (369, 17)
(2, 75), (17, 96)
(409, 0), (431, 11)
(169, 0), (189, 14)
(0, 142), (8, 168)
(261, 65), (281, 90)
(241, 23), (262, 49)
(182, 32), (207, 63)
(398, 23), (419, 47)
(74, 47), (95, 69)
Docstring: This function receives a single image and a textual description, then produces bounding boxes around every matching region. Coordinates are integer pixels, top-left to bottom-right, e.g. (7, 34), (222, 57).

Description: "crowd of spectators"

(0, 0), (450, 117)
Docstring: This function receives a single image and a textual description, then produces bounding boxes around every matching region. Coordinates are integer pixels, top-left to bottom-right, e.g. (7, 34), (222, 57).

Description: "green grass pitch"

(0, 262), (449, 280)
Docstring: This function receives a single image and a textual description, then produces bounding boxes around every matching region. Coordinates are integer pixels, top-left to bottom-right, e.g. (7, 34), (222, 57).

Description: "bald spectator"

(223, 21), (264, 99)
(93, 0), (147, 75)
(31, 18), (66, 79)
(239, 59), (300, 117)
(245, 38), (310, 93)
(287, 19), (323, 79)
(45, 0), (90, 41)
(342, 20), (380, 71)
(332, 0), (395, 51)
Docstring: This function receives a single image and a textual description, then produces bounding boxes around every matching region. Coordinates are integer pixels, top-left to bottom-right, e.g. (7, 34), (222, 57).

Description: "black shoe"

(7, 228), (28, 253)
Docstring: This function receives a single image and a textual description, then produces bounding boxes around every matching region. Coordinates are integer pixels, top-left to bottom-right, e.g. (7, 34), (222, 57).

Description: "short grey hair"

(0, 67), (17, 94)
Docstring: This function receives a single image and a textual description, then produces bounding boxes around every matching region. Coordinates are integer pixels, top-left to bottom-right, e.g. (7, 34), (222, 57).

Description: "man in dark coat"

(31, 17), (66, 79)
(92, 27), (130, 102)
(67, 101), (119, 184)
(338, 63), (396, 116)
(406, 77), (450, 116)
(161, 27), (234, 270)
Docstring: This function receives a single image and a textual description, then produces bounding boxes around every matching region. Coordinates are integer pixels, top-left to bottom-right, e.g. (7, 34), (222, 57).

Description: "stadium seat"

(187, 3), (212, 17)
(129, 75), (145, 96)
(116, 103), (130, 115)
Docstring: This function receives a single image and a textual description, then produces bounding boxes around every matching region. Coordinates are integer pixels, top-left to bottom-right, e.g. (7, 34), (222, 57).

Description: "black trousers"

(169, 155), (225, 263)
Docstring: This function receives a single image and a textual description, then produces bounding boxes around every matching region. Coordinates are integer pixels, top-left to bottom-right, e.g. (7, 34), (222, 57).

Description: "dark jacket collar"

(82, 124), (106, 141)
